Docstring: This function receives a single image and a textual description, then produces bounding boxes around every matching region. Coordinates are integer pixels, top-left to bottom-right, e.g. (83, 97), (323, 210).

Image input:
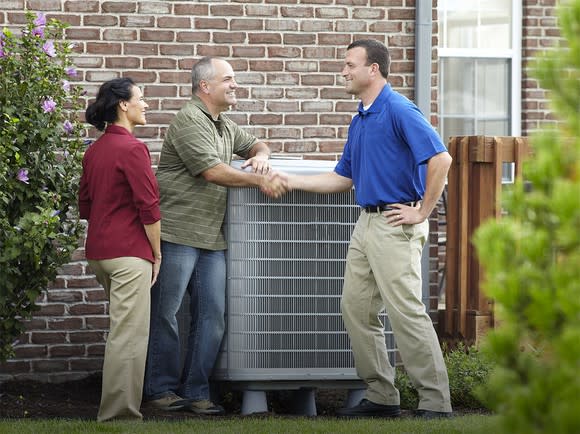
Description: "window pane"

(443, 2), (478, 49)
(442, 58), (475, 114)
(477, 60), (509, 116)
(441, 118), (474, 145)
(478, 120), (508, 135)
(480, 0), (512, 49)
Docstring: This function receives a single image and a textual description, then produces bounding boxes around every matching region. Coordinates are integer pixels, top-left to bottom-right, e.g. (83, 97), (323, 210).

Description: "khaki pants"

(341, 212), (452, 412)
(89, 257), (152, 422)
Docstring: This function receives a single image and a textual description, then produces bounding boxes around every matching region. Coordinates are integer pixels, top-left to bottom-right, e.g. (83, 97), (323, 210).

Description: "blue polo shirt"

(335, 84), (447, 207)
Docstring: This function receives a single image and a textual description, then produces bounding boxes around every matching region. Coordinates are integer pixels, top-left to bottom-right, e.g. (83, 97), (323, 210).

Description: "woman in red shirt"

(79, 77), (161, 422)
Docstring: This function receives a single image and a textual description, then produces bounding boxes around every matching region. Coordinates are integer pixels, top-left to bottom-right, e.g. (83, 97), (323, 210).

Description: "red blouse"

(79, 125), (161, 263)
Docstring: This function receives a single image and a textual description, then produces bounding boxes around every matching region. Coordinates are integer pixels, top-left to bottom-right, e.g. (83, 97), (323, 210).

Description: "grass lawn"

(0, 414), (498, 433)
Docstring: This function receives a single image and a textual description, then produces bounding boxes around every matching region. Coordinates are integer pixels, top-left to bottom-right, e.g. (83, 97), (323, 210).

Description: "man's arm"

(384, 151), (452, 226)
(286, 171), (353, 194)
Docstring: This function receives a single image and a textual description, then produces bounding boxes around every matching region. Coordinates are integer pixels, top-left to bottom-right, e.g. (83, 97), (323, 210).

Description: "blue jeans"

(144, 240), (226, 401)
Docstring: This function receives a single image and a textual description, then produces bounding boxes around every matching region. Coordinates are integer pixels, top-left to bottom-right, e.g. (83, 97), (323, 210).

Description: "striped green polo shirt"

(156, 96), (257, 250)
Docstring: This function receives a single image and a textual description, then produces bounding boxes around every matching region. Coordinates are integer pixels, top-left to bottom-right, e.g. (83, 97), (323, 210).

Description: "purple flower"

(0, 46), (4, 58)
(62, 80), (70, 92)
(42, 40), (56, 57)
(63, 120), (74, 134)
(34, 13), (47, 27)
(50, 210), (61, 217)
(16, 168), (29, 184)
(32, 26), (45, 38)
(65, 66), (77, 77)
(42, 98), (56, 113)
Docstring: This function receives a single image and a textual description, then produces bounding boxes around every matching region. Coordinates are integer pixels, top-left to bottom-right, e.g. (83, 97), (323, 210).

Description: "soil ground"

(0, 374), (348, 420)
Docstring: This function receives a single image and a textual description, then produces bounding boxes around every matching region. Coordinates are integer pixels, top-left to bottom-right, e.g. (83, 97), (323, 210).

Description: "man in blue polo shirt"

(283, 39), (453, 419)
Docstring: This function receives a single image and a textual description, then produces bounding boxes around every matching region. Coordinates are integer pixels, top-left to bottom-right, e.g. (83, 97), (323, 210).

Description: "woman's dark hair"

(85, 77), (136, 131)
(347, 39), (390, 79)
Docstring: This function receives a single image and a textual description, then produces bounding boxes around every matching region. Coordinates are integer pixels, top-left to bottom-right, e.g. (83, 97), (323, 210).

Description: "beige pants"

(341, 212), (452, 412)
(89, 257), (152, 422)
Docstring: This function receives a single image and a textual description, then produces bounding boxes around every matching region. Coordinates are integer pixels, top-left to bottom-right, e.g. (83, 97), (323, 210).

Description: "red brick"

(0, 360), (30, 374)
(102, 1), (136, 13)
(57, 263), (84, 276)
(143, 58), (177, 69)
(26, 0), (60, 10)
(87, 344), (106, 356)
(158, 17), (191, 28)
(68, 303), (106, 316)
(69, 358), (104, 371)
(285, 141), (318, 153)
(14, 345), (48, 359)
(0, 1), (24, 11)
(84, 14), (118, 26)
(140, 30), (174, 42)
(210, 4), (244, 16)
(319, 140), (346, 153)
(194, 18), (228, 30)
(320, 114), (352, 125)
(46, 14), (81, 26)
(174, 4), (208, 15)
(285, 114), (317, 125)
(197, 45), (230, 57)
(50, 345), (86, 358)
(86, 316), (110, 330)
(268, 128), (301, 139)
(106, 57), (141, 69)
(281, 6), (314, 18)
(69, 331), (106, 344)
(64, 1), (99, 12)
(268, 47), (301, 58)
(66, 276), (100, 288)
(47, 318), (84, 330)
(47, 290), (83, 303)
(31, 332), (67, 345)
(230, 19), (264, 31)
(249, 114), (283, 125)
(36, 304), (66, 316)
(177, 32), (211, 43)
(232, 46), (266, 58)
(32, 360), (68, 372)
(86, 42), (122, 55)
(160, 44), (195, 56)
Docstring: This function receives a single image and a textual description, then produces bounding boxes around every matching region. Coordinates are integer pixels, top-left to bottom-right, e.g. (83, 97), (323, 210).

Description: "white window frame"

(438, 0), (522, 152)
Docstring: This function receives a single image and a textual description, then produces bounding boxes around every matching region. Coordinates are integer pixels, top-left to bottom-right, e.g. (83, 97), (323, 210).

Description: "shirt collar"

(104, 124), (134, 136)
(190, 94), (224, 121)
(357, 83), (392, 116)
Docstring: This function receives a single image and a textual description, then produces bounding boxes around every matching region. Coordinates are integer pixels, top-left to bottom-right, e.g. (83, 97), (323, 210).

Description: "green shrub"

(473, 1), (580, 433)
(0, 12), (85, 361)
(395, 344), (491, 410)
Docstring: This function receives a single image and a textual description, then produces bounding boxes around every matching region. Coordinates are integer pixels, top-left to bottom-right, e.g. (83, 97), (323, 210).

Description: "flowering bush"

(0, 12), (85, 361)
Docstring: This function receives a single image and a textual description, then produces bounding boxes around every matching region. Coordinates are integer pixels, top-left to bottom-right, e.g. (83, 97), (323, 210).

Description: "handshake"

(259, 171), (291, 199)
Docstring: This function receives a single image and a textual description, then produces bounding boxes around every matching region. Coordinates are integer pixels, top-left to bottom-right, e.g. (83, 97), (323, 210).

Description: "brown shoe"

(146, 392), (187, 411)
(187, 399), (225, 415)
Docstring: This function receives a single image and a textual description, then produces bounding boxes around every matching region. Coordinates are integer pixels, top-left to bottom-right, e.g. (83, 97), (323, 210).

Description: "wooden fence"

(442, 135), (531, 344)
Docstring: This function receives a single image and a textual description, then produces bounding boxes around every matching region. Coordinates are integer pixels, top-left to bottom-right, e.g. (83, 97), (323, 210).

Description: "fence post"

(442, 136), (531, 344)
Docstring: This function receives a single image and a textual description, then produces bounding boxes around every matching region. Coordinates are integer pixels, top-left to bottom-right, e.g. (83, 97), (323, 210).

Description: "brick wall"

(1, 0), (429, 383)
(521, 0), (561, 135)
(0, 0), (557, 383)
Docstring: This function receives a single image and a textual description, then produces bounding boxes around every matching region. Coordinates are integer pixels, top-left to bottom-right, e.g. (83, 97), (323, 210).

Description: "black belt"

(363, 201), (418, 213)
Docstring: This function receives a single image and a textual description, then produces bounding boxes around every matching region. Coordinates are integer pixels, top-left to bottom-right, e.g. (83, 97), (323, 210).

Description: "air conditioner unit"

(178, 159), (399, 415)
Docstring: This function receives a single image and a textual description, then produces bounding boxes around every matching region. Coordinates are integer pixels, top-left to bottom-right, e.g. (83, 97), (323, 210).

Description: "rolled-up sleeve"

(124, 143), (161, 225)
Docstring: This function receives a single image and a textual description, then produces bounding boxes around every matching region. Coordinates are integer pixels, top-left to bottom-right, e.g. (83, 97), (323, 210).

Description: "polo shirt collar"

(104, 124), (134, 136)
(190, 94), (224, 122)
(358, 83), (392, 116)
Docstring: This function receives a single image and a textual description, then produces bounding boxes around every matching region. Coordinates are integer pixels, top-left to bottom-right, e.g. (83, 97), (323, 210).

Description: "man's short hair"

(191, 57), (216, 92)
(347, 39), (390, 79)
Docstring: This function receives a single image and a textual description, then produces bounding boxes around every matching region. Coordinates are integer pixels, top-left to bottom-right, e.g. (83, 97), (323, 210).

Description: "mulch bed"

(0, 374), (347, 420)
